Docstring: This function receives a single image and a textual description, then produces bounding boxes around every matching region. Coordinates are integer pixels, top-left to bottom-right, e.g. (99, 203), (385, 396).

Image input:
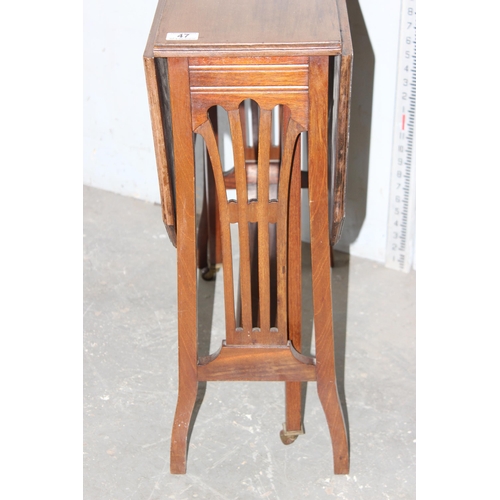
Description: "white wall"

(83, 0), (407, 264)
(83, 0), (162, 203)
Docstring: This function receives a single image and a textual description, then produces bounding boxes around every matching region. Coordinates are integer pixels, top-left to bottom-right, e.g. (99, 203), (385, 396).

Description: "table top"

(151, 0), (343, 57)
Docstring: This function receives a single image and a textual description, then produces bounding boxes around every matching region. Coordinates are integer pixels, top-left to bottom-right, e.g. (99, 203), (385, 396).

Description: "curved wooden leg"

(308, 56), (349, 475)
(168, 57), (200, 475)
(316, 370), (349, 474)
(170, 379), (199, 474)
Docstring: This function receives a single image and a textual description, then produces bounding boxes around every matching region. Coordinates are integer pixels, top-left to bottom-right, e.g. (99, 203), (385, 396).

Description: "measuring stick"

(385, 0), (416, 272)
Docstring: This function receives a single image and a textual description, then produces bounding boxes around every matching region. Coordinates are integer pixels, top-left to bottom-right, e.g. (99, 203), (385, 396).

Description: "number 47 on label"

(166, 32), (199, 40)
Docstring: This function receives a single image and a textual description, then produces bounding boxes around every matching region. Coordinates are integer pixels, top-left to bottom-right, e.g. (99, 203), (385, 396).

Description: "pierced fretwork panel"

(194, 96), (305, 346)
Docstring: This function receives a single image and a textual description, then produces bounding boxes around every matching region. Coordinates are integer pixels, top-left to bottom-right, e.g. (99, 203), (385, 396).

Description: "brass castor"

(279, 423), (304, 445)
(201, 265), (220, 281)
(280, 429), (298, 445)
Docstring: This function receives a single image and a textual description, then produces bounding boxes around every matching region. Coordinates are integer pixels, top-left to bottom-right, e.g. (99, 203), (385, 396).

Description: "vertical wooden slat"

(275, 118), (303, 341)
(167, 57), (199, 475)
(248, 221), (260, 326)
(308, 55), (349, 474)
(286, 114), (302, 350)
(268, 223), (277, 328)
(257, 109), (272, 333)
(239, 101), (249, 154)
(196, 120), (237, 339)
(275, 109), (290, 335)
(206, 107), (223, 267)
(286, 128), (303, 431)
(228, 109), (253, 337)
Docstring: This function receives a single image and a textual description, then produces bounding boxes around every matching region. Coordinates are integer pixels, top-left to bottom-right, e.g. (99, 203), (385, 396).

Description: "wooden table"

(144, 0), (352, 475)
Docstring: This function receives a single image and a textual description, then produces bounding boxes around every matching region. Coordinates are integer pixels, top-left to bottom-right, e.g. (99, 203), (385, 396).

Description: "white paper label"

(166, 32), (199, 41)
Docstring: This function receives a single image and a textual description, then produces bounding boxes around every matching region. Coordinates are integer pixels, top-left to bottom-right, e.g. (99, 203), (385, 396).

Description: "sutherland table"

(144, 0), (353, 475)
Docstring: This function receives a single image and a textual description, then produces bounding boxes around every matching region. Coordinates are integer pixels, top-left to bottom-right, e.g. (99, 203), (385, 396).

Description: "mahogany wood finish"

(330, 0), (353, 249)
(153, 0), (342, 57)
(143, 0), (176, 246)
(198, 341), (316, 382)
(144, 0), (353, 476)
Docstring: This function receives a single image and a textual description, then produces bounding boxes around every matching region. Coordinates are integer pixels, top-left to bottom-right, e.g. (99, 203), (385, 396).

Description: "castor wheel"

(201, 265), (220, 281)
(280, 429), (299, 445)
(279, 423), (304, 445)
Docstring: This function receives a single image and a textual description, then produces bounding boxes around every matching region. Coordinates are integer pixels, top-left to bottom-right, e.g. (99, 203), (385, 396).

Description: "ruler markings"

(385, 0), (416, 272)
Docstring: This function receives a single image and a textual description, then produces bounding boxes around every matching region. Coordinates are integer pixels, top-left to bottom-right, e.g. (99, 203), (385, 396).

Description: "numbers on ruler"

(386, 0), (416, 271)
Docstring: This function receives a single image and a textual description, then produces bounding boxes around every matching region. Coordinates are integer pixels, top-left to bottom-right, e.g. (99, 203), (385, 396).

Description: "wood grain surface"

(198, 341), (316, 381)
(144, 0), (353, 476)
(153, 0), (341, 57)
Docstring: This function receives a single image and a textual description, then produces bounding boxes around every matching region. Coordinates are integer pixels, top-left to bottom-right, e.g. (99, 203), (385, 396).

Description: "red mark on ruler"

(402, 114), (406, 130)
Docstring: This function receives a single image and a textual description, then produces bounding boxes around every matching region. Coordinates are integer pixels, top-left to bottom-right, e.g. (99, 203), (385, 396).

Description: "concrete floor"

(83, 185), (415, 499)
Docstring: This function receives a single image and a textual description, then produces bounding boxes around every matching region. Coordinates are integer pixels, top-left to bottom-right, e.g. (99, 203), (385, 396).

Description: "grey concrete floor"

(83, 185), (415, 499)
